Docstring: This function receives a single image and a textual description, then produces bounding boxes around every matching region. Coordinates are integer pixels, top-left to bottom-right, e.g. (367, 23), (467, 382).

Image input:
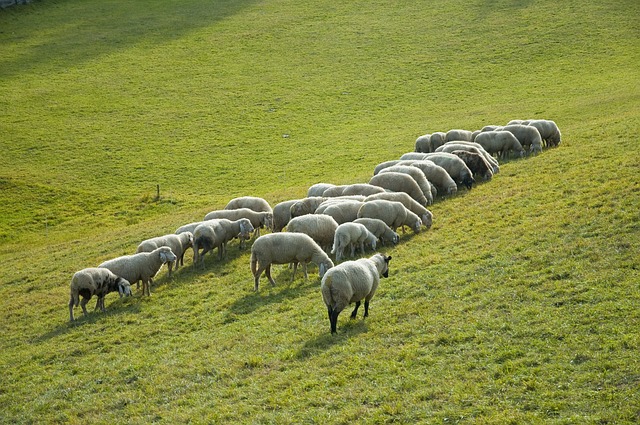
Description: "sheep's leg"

(350, 301), (361, 319)
(329, 308), (339, 334)
(167, 261), (174, 277)
(80, 298), (89, 317)
(291, 262), (298, 282)
(364, 300), (370, 318)
(302, 262), (308, 280)
(350, 244), (356, 258)
(68, 298), (76, 322)
(253, 264), (266, 291)
(265, 264), (276, 286)
(94, 298), (101, 312)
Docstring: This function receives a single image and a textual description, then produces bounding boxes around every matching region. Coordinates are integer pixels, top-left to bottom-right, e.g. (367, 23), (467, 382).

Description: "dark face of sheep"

(117, 278), (132, 297)
(382, 255), (392, 278)
(463, 175), (475, 190)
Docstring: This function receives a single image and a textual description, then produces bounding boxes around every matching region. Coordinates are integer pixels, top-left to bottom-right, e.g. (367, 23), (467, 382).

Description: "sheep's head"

(463, 175), (475, 190)
(421, 213), (433, 229)
(391, 232), (400, 245)
(319, 259), (334, 278)
(412, 220), (422, 234)
(379, 254), (392, 278)
(263, 213), (274, 230)
(117, 278), (132, 297)
(159, 247), (177, 264)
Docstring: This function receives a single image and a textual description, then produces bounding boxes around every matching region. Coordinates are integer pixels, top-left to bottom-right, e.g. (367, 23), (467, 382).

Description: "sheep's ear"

(118, 283), (124, 297)
(385, 255), (392, 262)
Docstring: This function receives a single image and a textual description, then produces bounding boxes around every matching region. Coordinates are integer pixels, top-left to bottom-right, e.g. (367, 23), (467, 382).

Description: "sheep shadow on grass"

(295, 321), (369, 359)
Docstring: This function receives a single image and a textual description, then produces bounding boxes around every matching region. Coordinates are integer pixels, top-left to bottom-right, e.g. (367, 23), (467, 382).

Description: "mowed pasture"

(1, 0), (639, 423)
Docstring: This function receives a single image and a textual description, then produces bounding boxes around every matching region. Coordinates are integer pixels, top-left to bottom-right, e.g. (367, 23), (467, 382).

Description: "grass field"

(1, 0), (639, 423)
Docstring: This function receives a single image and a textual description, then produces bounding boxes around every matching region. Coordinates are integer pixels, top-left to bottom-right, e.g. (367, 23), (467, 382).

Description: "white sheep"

(68, 268), (132, 321)
(224, 196), (273, 213)
(136, 232), (193, 276)
(353, 218), (400, 246)
(379, 164), (435, 204)
(398, 160), (458, 196)
(339, 183), (387, 197)
(321, 253), (392, 334)
(434, 141), (500, 175)
(331, 222), (378, 262)
(357, 199), (422, 234)
(272, 199), (300, 232)
(373, 159), (403, 175)
(527, 119), (561, 147)
(290, 197), (327, 218)
(250, 233), (335, 291)
(286, 214), (339, 252)
(98, 246), (177, 296)
(307, 183), (336, 197)
(430, 132), (447, 150)
(364, 192), (433, 229)
(474, 130), (525, 159)
(204, 208), (273, 237)
(414, 134), (432, 153)
(399, 152), (429, 161)
(176, 221), (203, 235)
(369, 172), (428, 206)
(315, 199), (364, 224)
(422, 152), (476, 189)
(193, 218), (254, 267)
(445, 129), (473, 142)
(501, 124), (543, 155)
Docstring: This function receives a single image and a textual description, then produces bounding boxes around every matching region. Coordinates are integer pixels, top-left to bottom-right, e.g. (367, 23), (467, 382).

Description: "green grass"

(1, 0), (639, 423)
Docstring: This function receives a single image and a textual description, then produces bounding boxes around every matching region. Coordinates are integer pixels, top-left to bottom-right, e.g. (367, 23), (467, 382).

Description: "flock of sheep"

(69, 118), (561, 333)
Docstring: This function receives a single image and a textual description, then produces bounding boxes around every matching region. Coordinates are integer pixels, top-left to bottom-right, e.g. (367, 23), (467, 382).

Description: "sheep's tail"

(321, 274), (333, 305)
(250, 251), (257, 276)
(330, 239), (337, 255)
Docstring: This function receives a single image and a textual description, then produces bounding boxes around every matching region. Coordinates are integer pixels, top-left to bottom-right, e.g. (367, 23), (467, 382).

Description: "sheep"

(340, 184), (387, 197)
(286, 214), (339, 252)
(398, 160), (458, 196)
(224, 196), (272, 213)
(474, 130), (525, 159)
(434, 141), (500, 174)
(68, 268), (132, 321)
(250, 233), (335, 291)
(379, 164), (435, 204)
(501, 124), (543, 155)
(136, 232), (193, 276)
(290, 197), (327, 218)
(364, 192), (433, 229)
(272, 199), (300, 232)
(307, 183), (336, 197)
(451, 150), (494, 182)
(445, 129), (473, 142)
(316, 200), (364, 225)
(527, 119), (561, 147)
(373, 159), (403, 175)
(193, 218), (254, 266)
(507, 119), (531, 125)
(415, 134), (432, 153)
(369, 172), (428, 206)
(331, 222), (378, 262)
(204, 208), (273, 237)
(176, 221), (203, 235)
(353, 218), (400, 246)
(430, 132), (447, 150)
(481, 125), (503, 132)
(422, 152), (475, 189)
(357, 200), (422, 234)
(99, 246), (177, 296)
(321, 253), (392, 334)
(399, 152), (429, 161)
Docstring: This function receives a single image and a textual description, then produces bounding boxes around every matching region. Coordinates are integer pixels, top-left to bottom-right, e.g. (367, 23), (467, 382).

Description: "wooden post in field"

(156, 184), (160, 201)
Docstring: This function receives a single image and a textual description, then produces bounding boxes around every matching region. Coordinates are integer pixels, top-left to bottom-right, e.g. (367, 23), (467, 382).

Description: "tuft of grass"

(1, 0), (639, 423)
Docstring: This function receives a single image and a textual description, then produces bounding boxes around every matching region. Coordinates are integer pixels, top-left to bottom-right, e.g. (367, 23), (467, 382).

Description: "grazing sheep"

(286, 214), (339, 252)
(193, 218), (254, 266)
(357, 200), (422, 234)
(445, 129), (473, 142)
(224, 196), (273, 213)
(415, 134), (432, 153)
(99, 246), (176, 296)
(331, 222), (378, 262)
(373, 159), (403, 175)
(474, 130), (525, 159)
(423, 152), (475, 189)
(317, 200), (364, 225)
(204, 208), (273, 237)
(501, 124), (543, 155)
(451, 150), (494, 182)
(272, 199), (300, 232)
(321, 253), (392, 334)
(308, 183), (336, 197)
(430, 132), (447, 150)
(353, 218), (400, 246)
(176, 221), (204, 235)
(136, 232), (194, 276)
(364, 192), (433, 228)
(68, 268), (132, 321)
(398, 160), (458, 196)
(507, 119), (531, 125)
(340, 183), (387, 197)
(481, 125), (503, 132)
(527, 119), (561, 147)
(399, 152), (429, 161)
(369, 172), (428, 206)
(379, 164), (435, 203)
(290, 197), (327, 218)
(250, 233), (334, 291)
(321, 185), (349, 197)
(434, 141), (500, 174)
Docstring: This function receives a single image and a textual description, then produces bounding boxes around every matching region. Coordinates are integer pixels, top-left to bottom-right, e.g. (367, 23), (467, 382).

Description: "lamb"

(430, 132), (447, 150)
(204, 208), (273, 237)
(307, 183), (336, 197)
(272, 199), (300, 232)
(136, 232), (194, 276)
(414, 134), (432, 153)
(321, 253), (392, 334)
(353, 218), (400, 246)
(286, 214), (339, 252)
(445, 129), (473, 142)
(357, 200), (422, 234)
(434, 141), (500, 174)
(98, 246), (177, 296)
(501, 124), (543, 155)
(331, 222), (378, 262)
(250, 233), (335, 291)
(379, 164), (435, 203)
(422, 152), (475, 189)
(364, 192), (433, 229)
(369, 172), (428, 206)
(398, 160), (458, 196)
(193, 218), (254, 266)
(68, 268), (132, 321)
(316, 200), (364, 225)
(474, 130), (525, 159)
(527, 119), (561, 147)
(290, 197), (327, 218)
(224, 196), (272, 213)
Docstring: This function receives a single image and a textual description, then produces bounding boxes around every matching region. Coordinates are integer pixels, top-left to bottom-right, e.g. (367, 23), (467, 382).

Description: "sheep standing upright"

(136, 232), (193, 276)
(331, 222), (378, 262)
(69, 268), (132, 321)
(321, 253), (392, 334)
(224, 196), (272, 213)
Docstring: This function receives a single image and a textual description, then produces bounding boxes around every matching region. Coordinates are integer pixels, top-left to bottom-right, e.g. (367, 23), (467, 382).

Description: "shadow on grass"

(295, 320), (369, 359)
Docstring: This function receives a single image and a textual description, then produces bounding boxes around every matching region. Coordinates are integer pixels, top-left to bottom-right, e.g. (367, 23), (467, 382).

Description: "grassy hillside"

(1, 0), (639, 423)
